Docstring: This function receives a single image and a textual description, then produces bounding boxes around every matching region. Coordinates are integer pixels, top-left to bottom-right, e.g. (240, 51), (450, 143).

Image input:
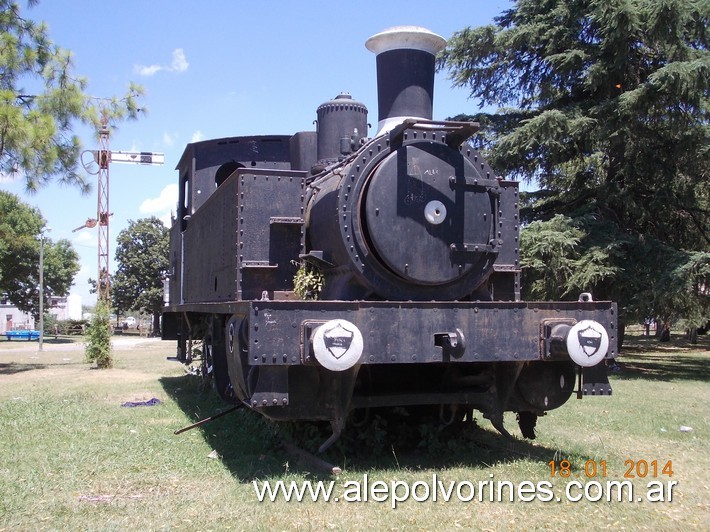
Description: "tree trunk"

(152, 311), (161, 336)
(660, 320), (671, 342)
(688, 327), (698, 344)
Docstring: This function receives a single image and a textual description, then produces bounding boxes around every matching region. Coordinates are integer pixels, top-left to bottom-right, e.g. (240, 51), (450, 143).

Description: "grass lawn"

(0, 330), (707, 530)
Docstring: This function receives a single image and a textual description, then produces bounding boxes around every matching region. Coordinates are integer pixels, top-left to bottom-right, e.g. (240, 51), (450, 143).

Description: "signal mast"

(76, 114), (164, 305)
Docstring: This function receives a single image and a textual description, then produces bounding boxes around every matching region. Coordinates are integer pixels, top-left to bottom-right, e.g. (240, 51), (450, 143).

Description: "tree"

(0, 0), (143, 192)
(519, 214), (622, 301)
(0, 189), (79, 319)
(440, 0), (709, 330)
(111, 217), (169, 334)
(85, 299), (112, 368)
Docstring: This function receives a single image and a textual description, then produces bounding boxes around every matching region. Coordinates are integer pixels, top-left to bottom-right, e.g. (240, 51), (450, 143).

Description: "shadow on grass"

(615, 334), (710, 382)
(42, 337), (80, 344)
(0, 362), (47, 375)
(614, 353), (710, 382)
(161, 373), (590, 481)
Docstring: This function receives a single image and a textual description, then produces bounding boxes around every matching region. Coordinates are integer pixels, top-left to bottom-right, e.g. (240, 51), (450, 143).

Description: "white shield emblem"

(566, 320), (610, 367)
(323, 323), (354, 359)
(312, 319), (364, 371)
(577, 325), (603, 357)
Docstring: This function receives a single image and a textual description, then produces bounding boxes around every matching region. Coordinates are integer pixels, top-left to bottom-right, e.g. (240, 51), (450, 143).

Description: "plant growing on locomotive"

(162, 27), (617, 452)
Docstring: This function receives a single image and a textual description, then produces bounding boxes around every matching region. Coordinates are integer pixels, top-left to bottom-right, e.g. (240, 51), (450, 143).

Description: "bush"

(292, 260), (324, 300)
(65, 319), (88, 335)
(42, 314), (58, 335)
(41, 317), (88, 335)
(85, 301), (113, 368)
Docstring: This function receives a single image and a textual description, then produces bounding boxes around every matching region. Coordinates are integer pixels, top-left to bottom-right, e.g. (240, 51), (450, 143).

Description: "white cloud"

(140, 184), (179, 217)
(135, 48), (189, 77)
(158, 211), (173, 228)
(191, 130), (205, 143)
(170, 49), (189, 72)
(135, 64), (162, 77)
(163, 131), (177, 147)
(73, 230), (96, 244)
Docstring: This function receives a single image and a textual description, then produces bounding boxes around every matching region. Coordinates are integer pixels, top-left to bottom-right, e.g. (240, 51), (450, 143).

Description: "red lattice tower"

(96, 123), (111, 306)
(76, 112), (163, 307)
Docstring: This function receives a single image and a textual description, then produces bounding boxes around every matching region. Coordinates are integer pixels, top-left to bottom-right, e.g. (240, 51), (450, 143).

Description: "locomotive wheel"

(205, 318), (236, 404)
(516, 361), (576, 411)
(225, 315), (249, 402)
(200, 338), (214, 390)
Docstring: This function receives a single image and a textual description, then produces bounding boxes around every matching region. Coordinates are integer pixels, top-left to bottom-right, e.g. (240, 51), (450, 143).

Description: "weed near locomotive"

(162, 26), (617, 451)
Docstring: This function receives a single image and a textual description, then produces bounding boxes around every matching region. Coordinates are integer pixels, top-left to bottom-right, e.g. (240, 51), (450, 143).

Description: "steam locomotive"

(162, 26), (617, 451)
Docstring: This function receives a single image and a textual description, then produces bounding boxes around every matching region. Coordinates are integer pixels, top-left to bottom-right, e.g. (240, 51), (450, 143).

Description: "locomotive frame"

(162, 26), (617, 451)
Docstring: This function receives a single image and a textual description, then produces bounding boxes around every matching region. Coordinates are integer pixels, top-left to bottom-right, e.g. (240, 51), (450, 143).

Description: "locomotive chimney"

(365, 26), (447, 135)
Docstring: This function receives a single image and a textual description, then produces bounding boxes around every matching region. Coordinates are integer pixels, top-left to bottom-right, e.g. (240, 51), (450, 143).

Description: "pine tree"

(441, 0), (709, 330)
(0, 0), (143, 191)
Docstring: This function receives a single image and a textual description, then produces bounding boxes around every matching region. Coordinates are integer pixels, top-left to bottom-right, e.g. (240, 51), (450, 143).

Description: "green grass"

(0, 332), (707, 530)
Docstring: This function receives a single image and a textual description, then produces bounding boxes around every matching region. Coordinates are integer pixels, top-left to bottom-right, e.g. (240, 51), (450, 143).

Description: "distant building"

(47, 295), (73, 322)
(0, 293), (82, 333)
(66, 294), (82, 321)
(1, 296), (35, 333)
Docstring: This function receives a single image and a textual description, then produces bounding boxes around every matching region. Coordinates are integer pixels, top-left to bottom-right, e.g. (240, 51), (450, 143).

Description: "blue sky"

(1, 0), (511, 305)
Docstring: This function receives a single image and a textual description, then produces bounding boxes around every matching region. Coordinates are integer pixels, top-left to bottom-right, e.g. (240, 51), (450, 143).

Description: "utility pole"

(38, 227), (50, 351)
(77, 115), (164, 307)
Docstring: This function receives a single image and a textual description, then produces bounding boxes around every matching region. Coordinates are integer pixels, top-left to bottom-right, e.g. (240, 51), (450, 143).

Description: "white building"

(1, 297), (35, 332)
(66, 294), (82, 321)
(0, 293), (82, 333)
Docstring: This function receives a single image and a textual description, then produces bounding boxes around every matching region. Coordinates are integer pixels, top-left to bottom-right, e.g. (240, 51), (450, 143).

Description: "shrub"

(292, 260), (324, 300)
(85, 301), (113, 368)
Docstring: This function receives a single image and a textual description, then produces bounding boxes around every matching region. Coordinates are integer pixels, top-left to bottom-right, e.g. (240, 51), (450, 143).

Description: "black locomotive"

(162, 26), (617, 451)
